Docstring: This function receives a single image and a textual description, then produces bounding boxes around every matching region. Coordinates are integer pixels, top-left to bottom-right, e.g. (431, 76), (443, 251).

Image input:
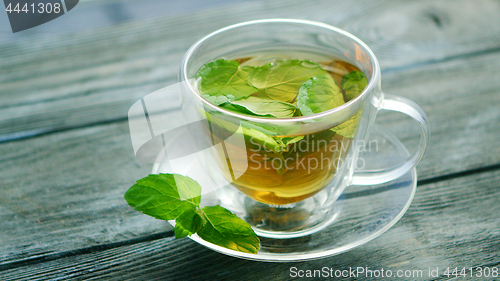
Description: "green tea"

(196, 53), (367, 205)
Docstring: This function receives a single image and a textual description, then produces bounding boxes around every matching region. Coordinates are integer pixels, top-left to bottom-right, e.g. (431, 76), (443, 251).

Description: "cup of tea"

(178, 19), (429, 238)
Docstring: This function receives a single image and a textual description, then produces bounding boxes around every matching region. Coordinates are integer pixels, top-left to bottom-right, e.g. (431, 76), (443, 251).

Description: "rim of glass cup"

(180, 18), (381, 123)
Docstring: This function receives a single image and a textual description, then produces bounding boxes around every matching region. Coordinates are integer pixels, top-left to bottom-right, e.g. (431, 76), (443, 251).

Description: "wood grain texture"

(1, 170), (499, 280)
(1, 0), (500, 277)
(1, 51), (500, 266)
(0, 117), (177, 265)
(379, 51), (500, 180)
(2, 0), (500, 140)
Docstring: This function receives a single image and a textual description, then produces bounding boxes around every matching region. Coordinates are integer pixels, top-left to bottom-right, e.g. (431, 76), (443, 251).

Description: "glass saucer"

(152, 126), (416, 262)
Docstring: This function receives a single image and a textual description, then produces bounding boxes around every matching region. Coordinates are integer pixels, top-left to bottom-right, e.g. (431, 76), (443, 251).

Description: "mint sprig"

(124, 174), (200, 220)
(124, 173), (260, 254)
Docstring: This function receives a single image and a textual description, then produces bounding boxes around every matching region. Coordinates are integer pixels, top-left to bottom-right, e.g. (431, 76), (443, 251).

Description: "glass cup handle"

(351, 94), (430, 185)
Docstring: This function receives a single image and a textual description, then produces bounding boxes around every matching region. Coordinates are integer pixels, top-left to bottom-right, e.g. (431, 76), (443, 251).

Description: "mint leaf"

(247, 60), (327, 102)
(197, 205), (260, 254)
(204, 111), (285, 153)
(174, 209), (204, 238)
(242, 125), (284, 153)
(219, 103), (249, 114)
(297, 74), (344, 116)
(124, 174), (201, 220)
(239, 120), (278, 136)
(124, 173), (261, 254)
(341, 70), (368, 101)
(227, 96), (296, 118)
(201, 94), (233, 106)
(196, 59), (257, 100)
(331, 109), (363, 138)
(280, 135), (304, 148)
(173, 223), (191, 239)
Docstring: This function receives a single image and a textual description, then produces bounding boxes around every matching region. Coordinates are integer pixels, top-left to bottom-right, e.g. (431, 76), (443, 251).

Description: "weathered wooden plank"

(0, 116), (178, 264)
(2, 0), (500, 272)
(2, 0), (500, 139)
(2, 170), (499, 280)
(1, 50), (500, 265)
(377, 51), (500, 178)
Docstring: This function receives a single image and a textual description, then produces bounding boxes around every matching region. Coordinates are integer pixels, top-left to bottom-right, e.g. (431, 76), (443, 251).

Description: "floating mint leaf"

(297, 74), (344, 116)
(197, 205), (260, 254)
(331, 109), (363, 138)
(196, 59), (257, 100)
(124, 174), (201, 220)
(247, 60), (327, 102)
(227, 96), (296, 118)
(201, 94), (233, 106)
(174, 209), (204, 238)
(239, 120), (278, 136)
(341, 70), (368, 101)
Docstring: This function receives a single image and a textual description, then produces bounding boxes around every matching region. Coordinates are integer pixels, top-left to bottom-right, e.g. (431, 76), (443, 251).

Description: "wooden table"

(1, 0), (499, 279)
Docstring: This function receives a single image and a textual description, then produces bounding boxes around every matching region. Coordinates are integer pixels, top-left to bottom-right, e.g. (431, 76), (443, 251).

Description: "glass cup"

(178, 19), (429, 238)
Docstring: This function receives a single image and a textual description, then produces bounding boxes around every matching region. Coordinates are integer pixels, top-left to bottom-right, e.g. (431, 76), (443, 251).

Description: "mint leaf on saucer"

(227, 96), (297, 118)
(247, 60), (327, 102)
(197, 205), (260, 254)
(124, 173), (260, 254)
(341, 70), (368, 101)
(174, 209), (204, 238)
(124, 174), (200, 220)
(297, 74), (344, 116)
(196, 59), (257, 100)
